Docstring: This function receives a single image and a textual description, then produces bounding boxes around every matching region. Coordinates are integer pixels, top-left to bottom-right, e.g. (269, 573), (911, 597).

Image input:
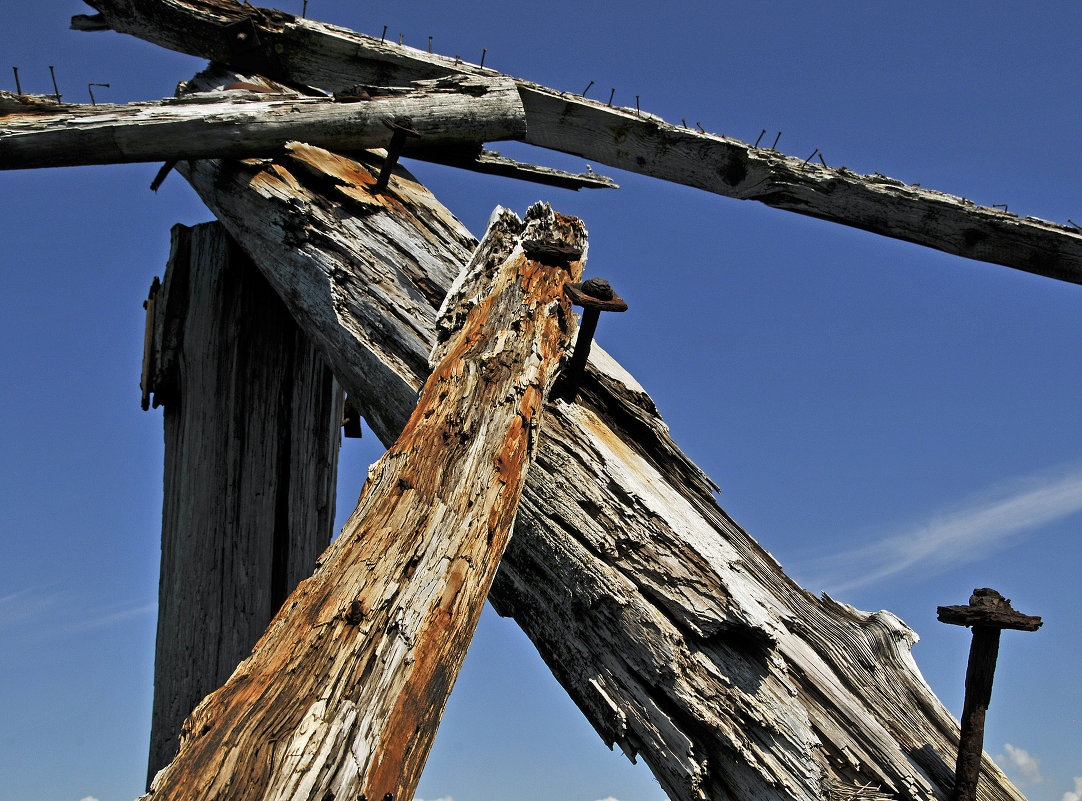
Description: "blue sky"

(1, 2), (1080, 801)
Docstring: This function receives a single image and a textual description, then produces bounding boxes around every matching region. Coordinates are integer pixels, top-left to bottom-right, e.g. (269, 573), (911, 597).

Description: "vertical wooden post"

(144, 221), (344, 784)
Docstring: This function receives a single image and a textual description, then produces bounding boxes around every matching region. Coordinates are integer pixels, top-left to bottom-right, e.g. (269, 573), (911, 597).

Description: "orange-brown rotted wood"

(142, 204), (584, 801)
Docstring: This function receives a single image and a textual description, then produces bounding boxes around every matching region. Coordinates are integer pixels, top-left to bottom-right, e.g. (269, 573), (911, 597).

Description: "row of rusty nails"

(372, 26), (488, 68)
(11, 65), (109, 104)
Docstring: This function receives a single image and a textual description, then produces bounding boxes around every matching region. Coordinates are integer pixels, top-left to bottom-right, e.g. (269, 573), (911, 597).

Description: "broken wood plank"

(0, 75), (524, 169)
(177, 146), (1028, 801)
(143, 202), (581, 801)
(75, 0), (1082, 283)
(411, 146), (618, 190)
(144, 221), (345, 785)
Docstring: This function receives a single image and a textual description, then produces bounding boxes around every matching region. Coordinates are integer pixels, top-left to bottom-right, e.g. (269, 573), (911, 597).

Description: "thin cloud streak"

(802, 464), (1082, 594)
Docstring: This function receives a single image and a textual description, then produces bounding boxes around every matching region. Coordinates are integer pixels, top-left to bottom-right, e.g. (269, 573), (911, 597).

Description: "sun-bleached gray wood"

(146, 221), (343, 785)
(176, 146), (1027, 801)
(0, 75), (524, 169)
(74, 0), (1082, 283)
(143, 204), (580, 801)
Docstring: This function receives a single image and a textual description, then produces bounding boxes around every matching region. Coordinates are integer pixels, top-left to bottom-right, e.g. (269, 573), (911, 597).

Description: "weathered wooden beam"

(144, 203), (580, 801)
(143, 221), (345, 785)
(0, 75), (524, 170)
(74, 0), (1082, 283)
(177, 146), (1028, 801)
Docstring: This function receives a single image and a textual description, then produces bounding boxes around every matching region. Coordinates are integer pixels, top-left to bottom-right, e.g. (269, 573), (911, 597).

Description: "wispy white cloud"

(799, 463), (1082, 594)
(1063, 776), (1082, 801)
(78, 796), (101, 801)
(0, 585), (154, 639)
(415, 796), (454, 801)
(995, 743), (1043, 785)
(594, 796), (621, 801)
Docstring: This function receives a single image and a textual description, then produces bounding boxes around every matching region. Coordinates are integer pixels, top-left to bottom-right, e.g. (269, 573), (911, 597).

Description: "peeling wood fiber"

(176, 146), (1027, 801)
(143, 202), (580, 801)
(76, 0), (1082, 283)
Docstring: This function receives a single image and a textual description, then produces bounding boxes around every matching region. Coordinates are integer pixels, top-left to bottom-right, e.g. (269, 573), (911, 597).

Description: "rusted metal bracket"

(373, 117), (420, 193)
(220, 17), (282, 76)
(140, 276), (161, 411)
(938, 589), (1042, 801)
(555, 278), (627, 402)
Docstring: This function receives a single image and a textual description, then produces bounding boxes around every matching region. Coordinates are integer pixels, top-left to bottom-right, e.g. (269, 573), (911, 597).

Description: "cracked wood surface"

(176, 145), (1027, 801)
(0, 75), (524, 169)
(143, 202), (580, 801)
(74, 0), (1082, 283)
(145, 222), (344, 784)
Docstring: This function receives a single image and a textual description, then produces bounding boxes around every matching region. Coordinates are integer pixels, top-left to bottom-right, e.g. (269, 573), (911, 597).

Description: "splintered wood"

(143, 205), (583, 801)
(176, 146), (1030, 801)
(144, 222), (344, 783)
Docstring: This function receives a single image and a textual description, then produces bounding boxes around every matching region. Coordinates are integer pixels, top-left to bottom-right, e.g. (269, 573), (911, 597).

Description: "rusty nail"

(557, 278), (628, 402)
(696, 121), (705, 133)
(635, 95), (640, 116)
(88, 82), (109, 105)
(398, 33), (403, 44)
(608, 87), (615, 106)
(12, 66), (21, 95)
(582, 80), (594, 97)
(754, 129), (766, 147)
(302, 0), (307, 16)
(802, 148), (818, 168)
(772, 131), (782, 149)
(49, 65), (61, 103)
(682, 118), (687, 128)
(992, 203), (1009, 212)
(938, 589), (1041, 801)
(480, 47), (487, 67)
(1069, 219), (1081, 230)
(373, 117), (420, 193)
(380, 25), (387, 43)
(818, 152), (827, 167)
(428, 35), (432, 52)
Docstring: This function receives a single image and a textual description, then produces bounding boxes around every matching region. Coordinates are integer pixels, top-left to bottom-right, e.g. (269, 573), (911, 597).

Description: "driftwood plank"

(143, 203), (581, 801)
(0, 75), (524, 169)
(177, 147), (1027, 801)
(74, 0), (1082, 283)
(144, 221), (344, 784)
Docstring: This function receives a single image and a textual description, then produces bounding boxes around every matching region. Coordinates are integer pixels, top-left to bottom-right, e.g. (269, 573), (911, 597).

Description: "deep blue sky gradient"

(1, 3), (1080, 801)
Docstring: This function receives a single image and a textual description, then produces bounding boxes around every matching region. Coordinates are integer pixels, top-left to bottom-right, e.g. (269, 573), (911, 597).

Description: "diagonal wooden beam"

(143, 202), (582, 801)
(176, 145), (1029, 801)
(74, 0), (1082, 283)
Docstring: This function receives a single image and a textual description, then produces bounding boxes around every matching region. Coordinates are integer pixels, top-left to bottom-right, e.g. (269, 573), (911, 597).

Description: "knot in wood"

(582, 277), (615, 300)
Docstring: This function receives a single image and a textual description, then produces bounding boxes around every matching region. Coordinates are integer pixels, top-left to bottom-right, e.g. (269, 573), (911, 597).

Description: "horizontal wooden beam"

(75, 0), (1082, 283)
(0, 75), (524, 169)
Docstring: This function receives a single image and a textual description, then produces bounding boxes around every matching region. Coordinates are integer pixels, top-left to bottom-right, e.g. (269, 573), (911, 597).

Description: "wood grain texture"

(75, 0), (1082, 283)
(176, 147), (1028, 801)
(146, 221), (343, 785)
(143, 203), (581, 801)
(0, 75), (524, 169)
